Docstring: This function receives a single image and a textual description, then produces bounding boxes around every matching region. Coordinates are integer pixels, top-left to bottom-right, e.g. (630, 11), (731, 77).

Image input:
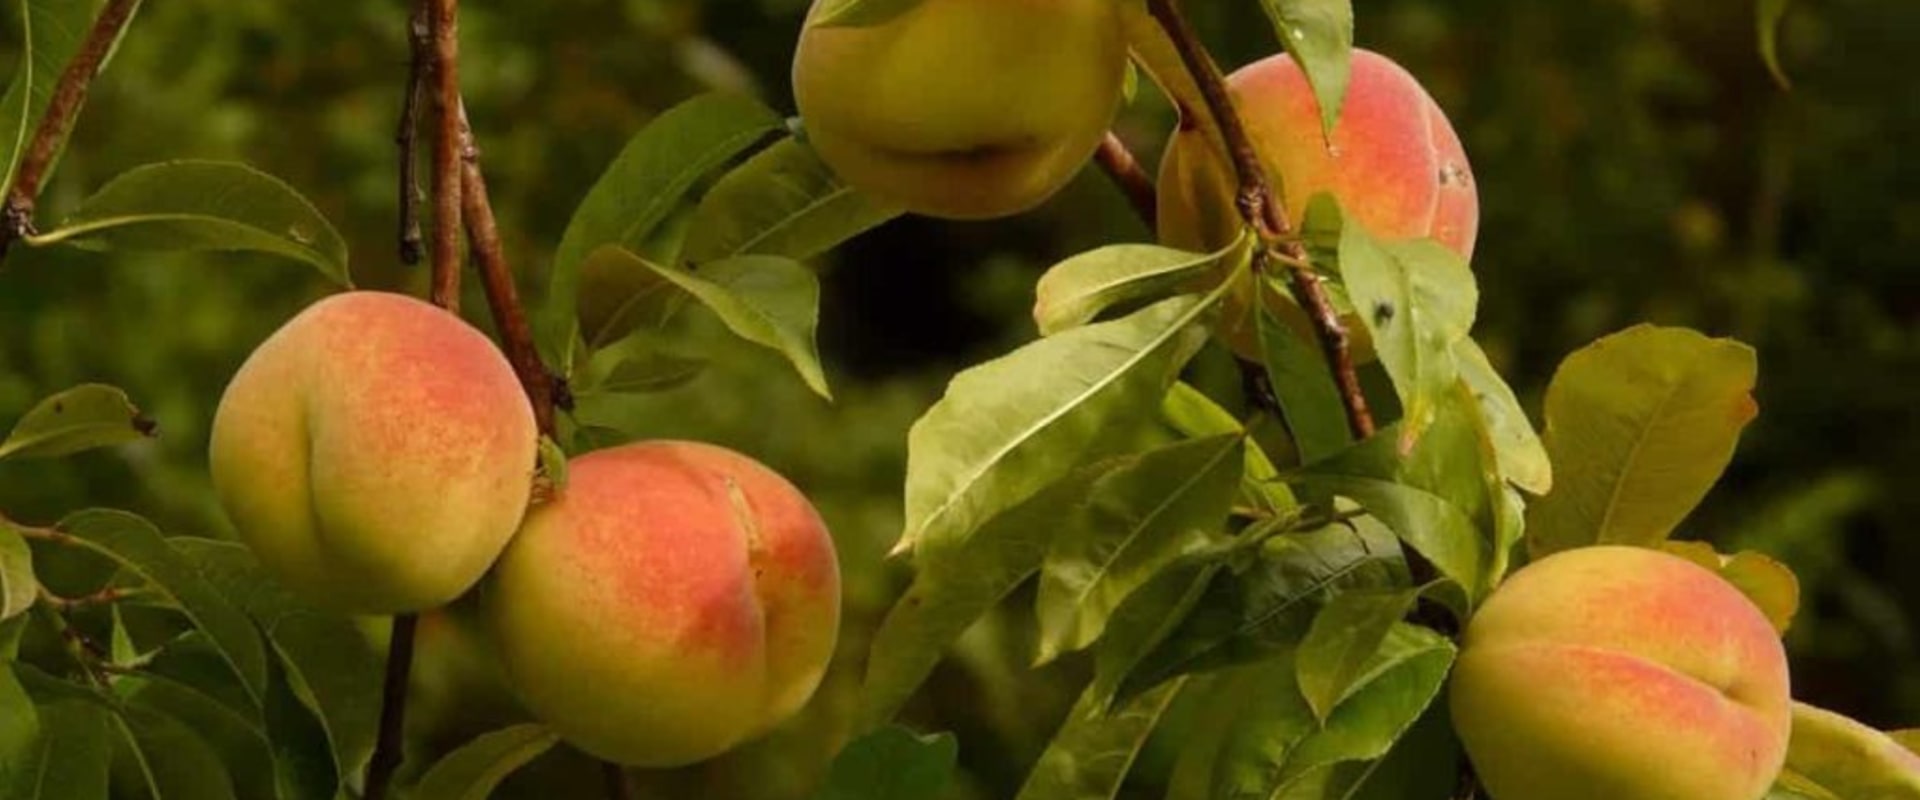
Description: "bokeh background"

(1, 0), (1915, 796)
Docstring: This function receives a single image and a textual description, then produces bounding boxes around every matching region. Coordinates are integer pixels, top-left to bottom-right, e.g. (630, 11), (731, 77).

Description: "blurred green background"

(1, 0), (1915, 796)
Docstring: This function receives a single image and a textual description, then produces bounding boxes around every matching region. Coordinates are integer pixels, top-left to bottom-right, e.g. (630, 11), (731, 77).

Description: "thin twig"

(1093, 131), (1157, 228)
(395, 0), (431, 265)
(456, 102), (557, 435)
(0, 0), (142, 262)
(37, 585), (141, 610)
(426, 0), (463, 311)
(362, 614), (419, 800)
(1143, 0), (1374, 441)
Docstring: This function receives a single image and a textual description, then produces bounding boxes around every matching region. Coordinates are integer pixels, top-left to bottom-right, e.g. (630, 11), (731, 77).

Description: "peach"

(209, 291), (537, 613)
(791, 0), (1127, 219)
(1158, 49), (1477, 358)
(484, 440), (841, 767)
(1449, 545), (1792, 800)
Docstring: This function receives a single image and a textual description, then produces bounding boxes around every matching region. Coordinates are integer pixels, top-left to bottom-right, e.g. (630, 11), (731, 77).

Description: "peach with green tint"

(486, 440), (840, 767)
(1450, 545), (1791, 800)
(209, 291), (537, 613)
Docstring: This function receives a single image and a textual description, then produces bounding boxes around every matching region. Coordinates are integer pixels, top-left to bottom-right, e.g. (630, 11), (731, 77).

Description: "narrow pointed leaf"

(1014, 680), (1186, 800)
(9, 699), (113, 800)
(0, 667), (38, 792)
(1525, 325), (1759, 557)
(1454, 338), (1551, 495)
(1259, 306), (1352, 464)
(0, 0), (107, 191)
(1295, 589), (1418, 722)
(111, 705), (239, 800)
(544, 93), (783, 372)
(1033, 241), (1237, 336)
(1777, 702), (1920, 798)
(684, 136), (900, 263)
(0, 524), (33, 620)
(412, 724), (560, 800)
(1256, 0), (1355, 139)
(30, 161), (350, 285)
(899, 293), (1215, 557)
(0, 384), (155, 461)
(1037, 435), (1243, 662)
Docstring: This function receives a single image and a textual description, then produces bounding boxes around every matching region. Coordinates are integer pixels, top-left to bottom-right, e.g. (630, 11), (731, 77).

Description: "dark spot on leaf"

(52, 402), (64, 413)
(132, 415), (158, 437)
(1373, 302), (1396, 327)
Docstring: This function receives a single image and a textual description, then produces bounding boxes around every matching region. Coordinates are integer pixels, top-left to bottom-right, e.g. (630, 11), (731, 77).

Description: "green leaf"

(119, 675), (277, 800)
(28, 161), (351, 286)
(1525, 324), (1759, 558)
(807, 0), (926, 29)
(1256, 0), (1355, 139)
(1033, 240), (1239, 336)
(863, 460), (1121, 727)
(580, 248), (830, 399)
(593, 351), (708, 395)
(1118, 520), (1407, 702)
(1208, 626), (1454, 799)
(1036, 435), (1243, 663)
(0, 0), (106, 192)
(0, 523), (33, 621)
(1454, 338), (1552, 495)
(48, 513), (266, 704)
(1259, 305), (1352, 464)
(110, 704), (239, 800)
(897, 292), (1217, 558)
(1777, 702), (1920, 798)
(1327, 201), (1478, 450)
(1014, 680), (1186, 800)
(683, 136), (900, 263)
(811, 726), (958, 800)
(0, 666), (39, 792)
(411, 724), (560, 800)
(8, 699), (113, 800)
(575, 244), (688, 353)
(1089, 544), (1234, 714)
(0, 384), (155, 461)
(1161, 382), (1285, 486)
(544, 93), (783, 372)
(1291, 476), (1482, 607)
(536, 435), (569, 494)
(168, 538), (379, 783)
(1660, 541), (1801, 634)
(259, 642), (341, 800)
(1295, 589), (1418, 723)
(1759, 0), (1793, 89)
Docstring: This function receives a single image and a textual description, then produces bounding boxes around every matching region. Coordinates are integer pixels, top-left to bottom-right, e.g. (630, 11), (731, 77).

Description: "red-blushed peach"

(1158, 49), (1477, 359)
(209, 291), (536, 613)
(1449, 545), (1792, 800)
(791, 0), (1127, 219)
(484, 440), (841, 767)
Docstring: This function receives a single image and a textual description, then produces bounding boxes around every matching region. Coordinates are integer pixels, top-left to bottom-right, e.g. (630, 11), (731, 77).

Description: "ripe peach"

(209, 291), (536, 613)
(1449, 546), (1792, 800)
(1158, 49), (1477, 358)
(485, 441), (841, 767)
(791, 0), (1127, 219)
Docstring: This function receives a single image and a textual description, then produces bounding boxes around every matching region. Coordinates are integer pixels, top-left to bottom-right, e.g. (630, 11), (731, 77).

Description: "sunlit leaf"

(1256, 0), (1354, 139)
(1014, 680), (1186, 800)
(0, 384), (154, 461)
(1161, 381), (1286, 487)
(1526, 325), (1758, 557)
(1037, 435), (1243, 662)
(0, 523), (33, 621)
(544, 93), (783, 372)
(1660, 541), (1801, 633)
(1033, 240), (1239, 336)
(898, 292), (1216, 558)
(1454, 338), (1551, 495)
(684, 136), (900, 263)
(1776, 702), (1920, 798)
(578, 247), (829, 399)
(29, 161), (350, 285)
(412, 724), (560, 800)
(811, 726), (957, 800)
(1295, 588), (1417, 723)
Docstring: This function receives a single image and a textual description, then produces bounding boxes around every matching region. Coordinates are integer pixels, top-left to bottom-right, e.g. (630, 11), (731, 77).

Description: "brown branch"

(1093, 131), (1156, 228)
(602, 762), (632, 800)
(426, 0), (463, 311)
(0, 0), (141, 261)
(395, 0), (431, 266)
(1144, 0), (1374, 441)
(362, 614), (419, 800)
(456, 102), (557, 436)
(37, 585), (141, 610)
